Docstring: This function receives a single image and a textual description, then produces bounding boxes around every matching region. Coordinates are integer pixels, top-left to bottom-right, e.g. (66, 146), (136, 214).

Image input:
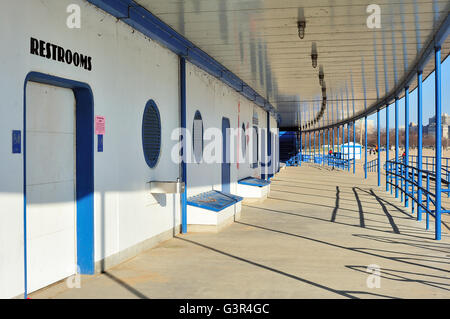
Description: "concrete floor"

(31, 165), (450, 299)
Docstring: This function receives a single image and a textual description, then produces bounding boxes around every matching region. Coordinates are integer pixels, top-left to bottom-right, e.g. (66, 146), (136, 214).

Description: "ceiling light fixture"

(297, 21), (306, 39)
(319, 66), (324, 86)
(311, 42), (318, 68)
(311, 53), (318, 68)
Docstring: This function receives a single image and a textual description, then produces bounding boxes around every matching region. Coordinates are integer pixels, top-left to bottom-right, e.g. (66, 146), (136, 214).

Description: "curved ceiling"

(134, 0), (450, 130)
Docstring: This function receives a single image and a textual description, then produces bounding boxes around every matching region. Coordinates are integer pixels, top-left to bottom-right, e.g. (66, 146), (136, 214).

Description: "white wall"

(185, 63), (278, 198)
(0, 0), (279, 298)
(0, 0), (180, 298)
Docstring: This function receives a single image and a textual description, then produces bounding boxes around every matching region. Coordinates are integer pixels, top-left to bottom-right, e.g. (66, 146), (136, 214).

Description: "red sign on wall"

(95, 116), (105, 135)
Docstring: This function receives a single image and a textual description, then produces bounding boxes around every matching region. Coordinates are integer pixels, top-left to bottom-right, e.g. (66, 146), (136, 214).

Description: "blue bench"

(186, 190), (243, 232)
(238, 177), (271, 187)
(236, 177), (271, 201)
(187, 190), (243, 212)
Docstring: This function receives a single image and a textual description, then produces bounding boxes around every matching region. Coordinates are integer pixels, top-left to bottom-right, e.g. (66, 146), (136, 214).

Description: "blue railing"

(284, 151), (354, 171)
(364, 158), (379, 172)
(323, 155), (354, 170)
(367, 155), (450, 198)
(408, 155), (450, 176)
(385, 160), (450, 239)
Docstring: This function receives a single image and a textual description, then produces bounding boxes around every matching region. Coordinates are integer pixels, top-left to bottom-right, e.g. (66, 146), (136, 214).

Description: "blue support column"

(377, 109), (381, 186)
(353, 121), (356, 174)
(341, 97), (344, 157)
(180, 57), (187, 234)
(405, 87), (410, 208)
(314, 130), (316, 159)
(337, 102), (340, 153)
(328, 128), (331, 157)
(386, 104), (390, 192)
(267, 111), (272, 179)
(309, 131), (311, 157)
(299, 130), (303, 165)
(435, 46), (442, 240)
(395, 97), (399, 198)
(332, 127), (335, 152)
(332, 99), (335, 152)
(319, 130), (322, 163)
(417, 71), (423, 221)
(347, 123), (350, 171)
(323, 129), (326, 166)
(364, 116), (368, 179)
(338, 126), (341, 152)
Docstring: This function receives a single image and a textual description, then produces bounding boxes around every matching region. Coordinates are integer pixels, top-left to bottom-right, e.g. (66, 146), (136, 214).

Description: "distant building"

(340, 142), (362, 160)
(425, 113), (450, 139)
(409, 122), (418, 133)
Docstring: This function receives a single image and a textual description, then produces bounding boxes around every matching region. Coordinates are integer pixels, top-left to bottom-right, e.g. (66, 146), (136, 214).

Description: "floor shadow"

(356, 187), (412, 219)
(271, 182), (359, 197)
(243, 205), (433, 240)
(352, 187), (365, 228)
(369, 189), (400, 234)
(267, 196), (368, 216)
(236, 221), (450, 273)
(270, 187), (380, 207)
(175, 236), (358, 299)
(102, 271), (149, 299)
(352, 234), (450, 255)
(346, 265), (450, 292)
(331, 186), (340, 222)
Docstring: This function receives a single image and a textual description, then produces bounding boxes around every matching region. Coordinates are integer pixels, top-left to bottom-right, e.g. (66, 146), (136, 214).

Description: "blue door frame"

(23, 72), (94, 298)
(222, 117), (231, 193)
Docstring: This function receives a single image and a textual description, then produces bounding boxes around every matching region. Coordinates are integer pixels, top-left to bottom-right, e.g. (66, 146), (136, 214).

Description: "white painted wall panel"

(26, 82), (76, 293)
(0, 0), (181, 298)
(0, 0), (278, 298)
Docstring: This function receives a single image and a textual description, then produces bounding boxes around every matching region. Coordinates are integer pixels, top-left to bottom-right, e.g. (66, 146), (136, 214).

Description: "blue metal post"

(267, 111), (272, 179)
(435, 46), (442, 240)
(364, 116), (368, 179)
(323, 129), (326, 166)
(395, 97), (399, 198)
(331, 127), (335, 152)
(417, 71), (423, 221)
(347, 122), (350, 172)
(332, 98), (335, 153)
(180, 57), (187, 234)
(308, 131), (311, 159)
(337, 100), (340, 153)
(328, 128), (331, 165)
(377, 109), (381, 186)
(299, 130), (303, 165)
(319, 130), (321, 163)
(314, 130), (316, 159)
(386, 104), (390, 192)
(341, 97), (344, 161)
(353, 121), (356, 174)
(405, 87), (410, 208)
(426, 175), (430, 230)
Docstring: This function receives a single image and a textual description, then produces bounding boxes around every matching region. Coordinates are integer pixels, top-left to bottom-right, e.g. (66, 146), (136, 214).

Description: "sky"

(368, 56), (450, 129)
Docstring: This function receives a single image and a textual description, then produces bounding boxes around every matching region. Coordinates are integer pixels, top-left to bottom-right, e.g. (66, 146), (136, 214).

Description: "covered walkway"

(31, 166), (450, 299)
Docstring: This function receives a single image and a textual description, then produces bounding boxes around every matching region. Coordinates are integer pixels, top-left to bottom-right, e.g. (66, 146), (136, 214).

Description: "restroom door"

(222, 117), (231, 193)
(26, 82), (76, 293)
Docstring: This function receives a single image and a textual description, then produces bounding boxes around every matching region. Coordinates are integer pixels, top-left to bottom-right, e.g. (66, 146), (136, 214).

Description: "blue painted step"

(238, 177), (271, 187)
(187, 190), (243, 212)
